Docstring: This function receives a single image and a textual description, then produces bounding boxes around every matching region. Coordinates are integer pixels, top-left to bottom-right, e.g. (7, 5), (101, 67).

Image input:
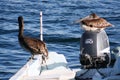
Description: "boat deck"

(10, 52), (75, 80)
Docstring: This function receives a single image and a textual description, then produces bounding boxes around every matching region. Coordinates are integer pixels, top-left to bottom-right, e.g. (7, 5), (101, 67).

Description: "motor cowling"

(80, 30), (111, 69)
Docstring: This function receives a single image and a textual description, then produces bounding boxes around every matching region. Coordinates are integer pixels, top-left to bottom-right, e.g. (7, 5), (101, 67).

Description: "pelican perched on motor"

(76, 13), (113, 31)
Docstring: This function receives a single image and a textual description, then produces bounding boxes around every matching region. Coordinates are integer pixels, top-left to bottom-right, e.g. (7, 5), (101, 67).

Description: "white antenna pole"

(40, 11), (43, 41)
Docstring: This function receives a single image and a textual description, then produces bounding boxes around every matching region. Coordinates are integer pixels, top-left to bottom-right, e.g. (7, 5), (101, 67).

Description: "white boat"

(10, 52), (76, 80)
(10, 51), (120, 80)
(10, 50), (120, 80)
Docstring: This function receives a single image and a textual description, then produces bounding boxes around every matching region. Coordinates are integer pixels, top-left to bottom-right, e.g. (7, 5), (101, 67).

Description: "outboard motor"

(80, 30), (111, 69)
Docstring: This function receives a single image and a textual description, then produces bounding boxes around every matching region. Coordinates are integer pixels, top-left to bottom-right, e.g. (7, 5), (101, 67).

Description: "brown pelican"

(76, 13), (112, 31)
(18, 16), (48, 61)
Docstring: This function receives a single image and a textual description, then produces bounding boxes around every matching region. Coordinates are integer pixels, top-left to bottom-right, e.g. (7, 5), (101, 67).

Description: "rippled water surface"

(0, 0), (120, 80)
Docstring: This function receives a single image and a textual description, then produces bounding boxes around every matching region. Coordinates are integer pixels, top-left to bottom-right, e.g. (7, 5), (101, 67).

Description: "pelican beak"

(111, 24), (115, 27)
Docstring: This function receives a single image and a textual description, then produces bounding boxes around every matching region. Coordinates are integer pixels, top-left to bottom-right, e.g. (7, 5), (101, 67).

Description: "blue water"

(0, 0), (120, 80)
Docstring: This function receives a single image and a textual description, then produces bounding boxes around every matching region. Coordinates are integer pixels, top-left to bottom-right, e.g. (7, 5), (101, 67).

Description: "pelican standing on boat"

(18, 16), (48, 61)
(76, 13), (112, 31)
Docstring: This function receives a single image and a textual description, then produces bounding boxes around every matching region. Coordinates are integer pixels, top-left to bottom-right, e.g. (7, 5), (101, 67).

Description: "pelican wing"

(23, 37), (45, 54)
